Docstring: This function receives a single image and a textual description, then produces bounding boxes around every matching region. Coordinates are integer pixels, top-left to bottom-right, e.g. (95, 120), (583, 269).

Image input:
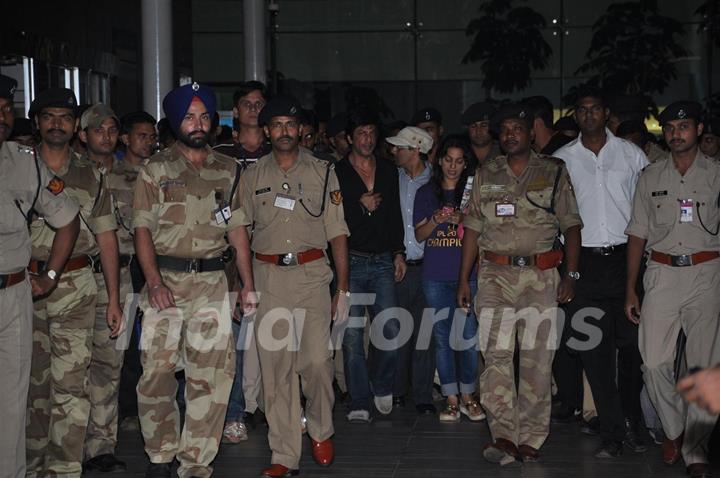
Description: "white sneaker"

(374, 394), (393, 415)
(346, 409), (372, 423)
(222, 421), (248, 443)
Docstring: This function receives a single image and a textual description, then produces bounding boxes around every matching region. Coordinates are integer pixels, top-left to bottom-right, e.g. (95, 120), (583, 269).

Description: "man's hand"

(360, 192), (382, 213)
(457, 280), (472, 312)
(677, 366), (720, 415)
(332, 291), (350, 324)
(394, 254), (407, 282)
(557, 276), (576, 304)
(149, 282), (175, 311)
(106, 301), (125, 338)
(624, 290), (641, 325)
(240, 285), (258, 317)
(30, 273), (58, 298)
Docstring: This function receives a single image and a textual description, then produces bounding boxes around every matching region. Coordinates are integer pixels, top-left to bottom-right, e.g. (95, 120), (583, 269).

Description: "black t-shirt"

(541, 132), (574, 156)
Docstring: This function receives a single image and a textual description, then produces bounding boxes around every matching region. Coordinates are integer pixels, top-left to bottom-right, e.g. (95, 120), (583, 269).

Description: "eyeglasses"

(239, 101), (266, 111)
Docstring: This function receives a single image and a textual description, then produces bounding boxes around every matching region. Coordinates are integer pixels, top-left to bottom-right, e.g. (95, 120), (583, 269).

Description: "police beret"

(702, 117), (720, 137)
(0, 75), (17, 100)
(411, 107), (442, 125)
(658, 101), (702, 125)
(162, 82), (217, 135)
(81, 103), (119, 130)
(28, 88), (78, 118)
(461, 102), (497, 125)
(490, 103), (534, 133)
(258, 94), (302, 127)
(327, 112), (348, 137)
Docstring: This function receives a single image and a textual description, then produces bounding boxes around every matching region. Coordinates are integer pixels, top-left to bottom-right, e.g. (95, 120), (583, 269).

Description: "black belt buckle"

(279, 253), (298, 266)
(598, 246), (613, 256)
(186, 258), (202, 273)
(671, 254), (692, 267)
(511, 256), (531, 267)
(0, 275), (7, 289)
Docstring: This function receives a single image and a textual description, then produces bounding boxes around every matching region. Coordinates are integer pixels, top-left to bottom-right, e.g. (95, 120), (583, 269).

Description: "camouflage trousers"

(138, 270), (234, 478)
(26, 267), (97, 478)
(83, 267), (133, 460)
(476, 261), (559, 450)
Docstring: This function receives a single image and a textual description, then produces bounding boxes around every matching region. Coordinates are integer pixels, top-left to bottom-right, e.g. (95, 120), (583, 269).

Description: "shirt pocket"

(650, 196), (676, 227)
(696, 193), (719, 230)
(159, 185), (187, 225)
(0, 191), (26, 234)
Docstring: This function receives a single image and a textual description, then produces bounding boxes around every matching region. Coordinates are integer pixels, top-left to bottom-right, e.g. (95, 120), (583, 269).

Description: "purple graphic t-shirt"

(413, 184), (477, 282)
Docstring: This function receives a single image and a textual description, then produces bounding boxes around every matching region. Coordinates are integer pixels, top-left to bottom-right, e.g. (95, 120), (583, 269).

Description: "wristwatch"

(46, 269), (57, 281)
(567, 271), (580, 280)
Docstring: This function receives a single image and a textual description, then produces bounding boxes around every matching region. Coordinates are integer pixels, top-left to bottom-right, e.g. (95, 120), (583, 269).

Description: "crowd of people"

(0, 71), (719, 478)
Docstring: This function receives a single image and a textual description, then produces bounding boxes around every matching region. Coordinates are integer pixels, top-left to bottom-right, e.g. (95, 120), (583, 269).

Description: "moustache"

(48, 128), (66, 135)
(189, 130), (207, 136)
(278, 135), (293, 142)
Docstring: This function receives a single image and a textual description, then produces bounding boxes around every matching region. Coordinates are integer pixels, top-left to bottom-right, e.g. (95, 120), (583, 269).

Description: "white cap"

(386, 126), (434, 154)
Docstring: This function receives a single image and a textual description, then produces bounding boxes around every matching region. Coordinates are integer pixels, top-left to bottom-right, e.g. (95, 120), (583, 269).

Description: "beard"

(178, 129), (209, 148)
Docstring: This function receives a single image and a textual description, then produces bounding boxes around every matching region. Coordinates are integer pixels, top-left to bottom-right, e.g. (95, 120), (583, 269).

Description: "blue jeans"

(225, 318), (247, 423)
(342, 253), (400, 411)
(422, 280), (478, 397)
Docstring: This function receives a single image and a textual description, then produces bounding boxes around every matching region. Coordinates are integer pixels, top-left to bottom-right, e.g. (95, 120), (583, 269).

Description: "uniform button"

(680, 180), (684, 184)
(284, 217), (289, 223)
(197, 195), (202, 200)
(195, 221), (199, 225)
(286, 239), (291, 244)
(679, 242), (682, 246)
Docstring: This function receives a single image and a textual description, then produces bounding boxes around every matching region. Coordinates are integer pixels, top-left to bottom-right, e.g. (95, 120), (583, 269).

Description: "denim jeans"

(422, 280), (478, 397)
(342, 253), (400, 411)
(225, 318), (247, 423)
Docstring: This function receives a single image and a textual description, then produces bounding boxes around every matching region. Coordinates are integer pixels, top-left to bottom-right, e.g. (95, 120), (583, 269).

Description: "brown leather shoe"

(661, 436), (682, 465)
(482, 438), (521, 466)
(311, 438), (334, 467)
(687, 463), (713, 478)
(519, 444), (540, 462)
(260, 464), (299, 477)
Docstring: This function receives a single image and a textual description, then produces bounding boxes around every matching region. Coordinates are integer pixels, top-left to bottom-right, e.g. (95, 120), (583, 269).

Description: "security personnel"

(0, 74), (17, 145)
(457, 104), (582, 466)
(237, 95), (349, 477)
(625, 101), (720, 478)
(77, 103), (134, 472)
(461, 102), (500, 166)
(0, 136), (80, 478)
(132, 83), (254, 478)
(699, 117), (719, 162)
(24, 88), (122, 477)
(411, 107), (443, 164)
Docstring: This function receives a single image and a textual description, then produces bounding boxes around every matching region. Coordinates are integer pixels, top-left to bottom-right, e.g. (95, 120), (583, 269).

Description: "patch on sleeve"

(330, 190), (343, 205)
(46, 176), (65, 195)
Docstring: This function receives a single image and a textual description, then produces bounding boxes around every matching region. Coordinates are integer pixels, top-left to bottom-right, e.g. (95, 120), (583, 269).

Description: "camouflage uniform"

(133, 144), (244, 478)
(238, 148), (348, 470)
(26, 151), (116, 477)
(84, 157), (139, 461)
(464, 152), (582, 450)
(0, 141), (78, 478)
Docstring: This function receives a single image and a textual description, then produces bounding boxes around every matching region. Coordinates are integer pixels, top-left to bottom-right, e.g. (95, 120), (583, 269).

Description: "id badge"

(679, 199), (693, 223)
(214, 203), (233, 225)
(274, 193), (296, 211)
(496, 202), (516, 217)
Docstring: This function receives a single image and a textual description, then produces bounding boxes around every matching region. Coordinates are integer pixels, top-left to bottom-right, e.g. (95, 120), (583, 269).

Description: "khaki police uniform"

(0, 141), (78, 478)
(238, 148), (348, 470)
(625, 151), (720, 465)
(133, 144), (243, 478)
(26, 150), (117, 477)
(464, 152), (582, 450)
(83, 157), (139, 461)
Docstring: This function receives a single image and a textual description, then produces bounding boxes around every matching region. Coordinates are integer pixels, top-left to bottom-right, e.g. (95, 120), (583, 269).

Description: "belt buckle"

(0, 276), (6, 289)
(186, 258), (201, 273)
(599, 246), (612, 256)
(672, 255), (691, 267)
(281, 253), (298, 266)
(513, 256), (529, 267)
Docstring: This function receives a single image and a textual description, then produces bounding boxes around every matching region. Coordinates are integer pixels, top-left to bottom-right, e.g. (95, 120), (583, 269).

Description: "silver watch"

(46, 269), (57, 281)
(567, 271), (580, 280)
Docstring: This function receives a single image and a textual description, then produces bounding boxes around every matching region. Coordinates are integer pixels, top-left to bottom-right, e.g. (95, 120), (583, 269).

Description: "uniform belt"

(29, 255), (91, 274)
(92, 254), (134, 273)
(483, 250), (564, 270)
(156, 255), (226, 273)
(0, 270), (26, 290)
(406, 259), (423, 266)
(582, 244), (627, 256)
(254, 248), (325, 267)
(650, 250), (719, 267)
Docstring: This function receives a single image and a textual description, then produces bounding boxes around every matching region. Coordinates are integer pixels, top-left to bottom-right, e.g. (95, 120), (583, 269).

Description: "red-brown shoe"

(260, 464), (299, 477)
(661, 436), (683, 465)
(482, 438), (521, 466)
(311, 438), (334, 467)
(518, 444), (540, 462)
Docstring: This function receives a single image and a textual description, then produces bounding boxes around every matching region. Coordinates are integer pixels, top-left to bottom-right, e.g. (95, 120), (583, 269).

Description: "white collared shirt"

(554, 128), (648, 247)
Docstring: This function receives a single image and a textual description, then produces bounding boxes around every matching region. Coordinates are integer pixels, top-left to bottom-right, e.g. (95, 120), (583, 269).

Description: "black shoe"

(595, 440), (624, 458)
(551, 403), (581, 423)
(246, 410), (268, 430)
(580, 416), (600, 436)
(416, 403), (436, 415)
(83, 454), (127, 473)
(145, 462), (171, 478)
(393, 396), (406, 408)
(623, 418), (647, 453)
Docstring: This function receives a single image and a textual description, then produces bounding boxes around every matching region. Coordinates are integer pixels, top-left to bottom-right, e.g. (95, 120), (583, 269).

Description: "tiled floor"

(114, 402), (719, 477)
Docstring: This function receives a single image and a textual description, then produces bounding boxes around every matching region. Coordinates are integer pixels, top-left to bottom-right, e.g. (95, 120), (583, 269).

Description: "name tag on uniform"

(496, 202), (516, 217)
(274, 193), (296, 211)
(679, 198), (693, 223)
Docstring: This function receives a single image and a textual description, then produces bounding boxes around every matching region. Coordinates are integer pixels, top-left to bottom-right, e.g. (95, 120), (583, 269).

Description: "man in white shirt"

(553, 88), (648, 458)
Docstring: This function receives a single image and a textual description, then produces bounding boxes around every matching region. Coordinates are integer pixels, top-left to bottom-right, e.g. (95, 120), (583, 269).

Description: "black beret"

(658, 101), (702, 125)
(553, 115), (578, 132)
(410, 107), (442, 125)
(258, 94), (302, 127)
(327, 112), (348, 137)
(461, 102), (497, 125)
(702, 117), (720, 136)
(0, 75), (17, 100)
(28, 88), (78, 118)
(490, 103), (534, 133)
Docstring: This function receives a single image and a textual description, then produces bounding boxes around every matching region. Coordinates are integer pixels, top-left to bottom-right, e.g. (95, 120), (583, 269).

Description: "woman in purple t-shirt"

(413, 136), (483, 423)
